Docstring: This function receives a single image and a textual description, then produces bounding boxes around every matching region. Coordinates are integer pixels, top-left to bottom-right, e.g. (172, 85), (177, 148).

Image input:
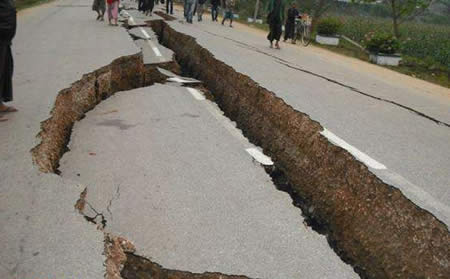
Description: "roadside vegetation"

(15, 0), (52, 10)
(235, 0), (450, 88)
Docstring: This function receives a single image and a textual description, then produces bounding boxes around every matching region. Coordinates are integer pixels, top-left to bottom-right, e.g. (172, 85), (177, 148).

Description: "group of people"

(184, 0), (227, 25)
(181, 0), (303, 49)
(267, 0), (301, 49)
(138, 0), (174, 17)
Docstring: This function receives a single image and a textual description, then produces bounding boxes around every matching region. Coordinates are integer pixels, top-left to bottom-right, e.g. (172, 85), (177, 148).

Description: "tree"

(362, 0), (434, 37)
(436, 0), (450, 13)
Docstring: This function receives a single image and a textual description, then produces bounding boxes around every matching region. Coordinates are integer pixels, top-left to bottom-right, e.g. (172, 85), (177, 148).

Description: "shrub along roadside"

(363, 31), (400, 55)
(315, 40), (449, 88)
(235, 19), (449, 88)
(339, 16), (450, 68)
(317, 17), (343, 36)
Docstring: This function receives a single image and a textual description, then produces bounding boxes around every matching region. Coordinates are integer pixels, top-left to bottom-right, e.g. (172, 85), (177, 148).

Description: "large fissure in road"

(147, 20), (449, 279)
(30, 52), (179, 173)
(30, 54), (144, 173)
(29, 15), (449, 279)
(75, 188), (256, 279)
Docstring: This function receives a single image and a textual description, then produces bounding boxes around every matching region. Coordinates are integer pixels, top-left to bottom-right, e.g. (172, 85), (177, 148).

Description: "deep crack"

(199, 28), (449, 128)
(106, 185), (121, 221)
(121, 253), (255, 279)
(35, 15), (449, 279)
(149, 20), (450, 279)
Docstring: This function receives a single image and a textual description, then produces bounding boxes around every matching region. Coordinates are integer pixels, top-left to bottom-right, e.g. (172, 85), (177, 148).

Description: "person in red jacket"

(0, 0), (17, 121)
(107, 0), (120, 26)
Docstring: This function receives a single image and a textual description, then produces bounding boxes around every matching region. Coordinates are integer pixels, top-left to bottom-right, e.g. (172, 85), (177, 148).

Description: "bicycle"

(293, 14), (312, 46)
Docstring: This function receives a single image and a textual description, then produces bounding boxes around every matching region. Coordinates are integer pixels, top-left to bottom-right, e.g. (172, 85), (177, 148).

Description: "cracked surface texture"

(152, 13), (450, 227)
(60, 84), (358, 279)
(0, 0), (140, 277)
(149, 20), (449, 278)
(2, 0), (449, 278)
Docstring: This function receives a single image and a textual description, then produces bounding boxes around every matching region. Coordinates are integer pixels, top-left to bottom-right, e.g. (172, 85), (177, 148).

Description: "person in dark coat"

(142, 0), (155, 16)
(0, 0), (17, 119)
(266, 0), (285, 49)
(92, 0), (106, 21)
(166, 0), (173, 14)
(283, 2), (299, 42)
(211, 0), (220, 21)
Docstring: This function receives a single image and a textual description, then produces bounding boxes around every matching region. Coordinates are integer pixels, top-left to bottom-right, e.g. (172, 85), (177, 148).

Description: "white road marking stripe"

(382, 170), (450, 225)
(139, 27), (150, 39)
(320, 128), (387, 170)
(168, 77), (193, 83)
(186, 87), (205, 100)
(203, 101), (249, 145)
(147, 40), (162, 57)
(246, 148), (274, 166)
(122, 11), (164, 61)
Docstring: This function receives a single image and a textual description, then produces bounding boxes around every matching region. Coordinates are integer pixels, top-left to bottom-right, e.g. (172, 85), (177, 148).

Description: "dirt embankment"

(30, 49), (180, 173)
(31, 15), (449, 279)
(149, 20), (449, 279)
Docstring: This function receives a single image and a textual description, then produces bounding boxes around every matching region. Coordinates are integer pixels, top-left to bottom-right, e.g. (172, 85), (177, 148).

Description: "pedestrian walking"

(138, 0), (144, 11)
(197, 0), (206, 21)
(0, 0), (17, 121)
(166, 0), (173, 14)
(211, 0), (219, 21)
(142, 0), (155, 16)
(185, 0), (195, 23)
(283, 2), (298, 42)
(107, 0), (120, 25)
(92, 0), (106, 21)
(221, 0), (235, 27)
(266, 0), (285, 49)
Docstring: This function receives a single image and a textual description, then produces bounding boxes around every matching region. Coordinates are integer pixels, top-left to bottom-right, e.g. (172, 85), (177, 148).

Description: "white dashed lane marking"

(186, 87), (205, 100)
(321, 128), (387, 170)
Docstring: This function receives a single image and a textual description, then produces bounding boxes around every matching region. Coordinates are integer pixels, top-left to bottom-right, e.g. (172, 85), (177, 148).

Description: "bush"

(363, 31), (401, 55)
(317, 17), (343, 36)
(339, 16), (450, 67)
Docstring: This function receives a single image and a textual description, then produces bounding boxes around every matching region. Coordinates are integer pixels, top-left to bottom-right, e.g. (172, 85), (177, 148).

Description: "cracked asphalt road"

(0, 0), (139, 277)
(1, 0), (449, 278)
(156, 9), (450, 225)
(60, 84), (359, 278)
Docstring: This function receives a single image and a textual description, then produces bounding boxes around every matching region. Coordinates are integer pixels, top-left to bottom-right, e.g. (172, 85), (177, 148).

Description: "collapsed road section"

(146, 19), (449, 278)
(30, 12), (448, 279)
(63, 83), (358, 279)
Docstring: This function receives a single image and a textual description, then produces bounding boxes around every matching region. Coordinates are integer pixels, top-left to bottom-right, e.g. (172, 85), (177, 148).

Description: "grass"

(314, 39), (450, 88)
(236, 18), (449, 88)
(16, 0), (53, 10)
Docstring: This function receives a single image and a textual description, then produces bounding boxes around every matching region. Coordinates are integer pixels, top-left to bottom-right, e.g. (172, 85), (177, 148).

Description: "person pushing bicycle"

(283, 2), (299, 43)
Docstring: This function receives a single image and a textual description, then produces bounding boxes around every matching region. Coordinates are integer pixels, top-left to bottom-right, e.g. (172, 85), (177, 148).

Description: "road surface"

(0, 0), (449, 278)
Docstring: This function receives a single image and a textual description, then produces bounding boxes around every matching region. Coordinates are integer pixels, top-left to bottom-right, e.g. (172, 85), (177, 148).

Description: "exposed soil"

(32, 14), (450, 279)
(148, 19), (450, 279)
(122, 253), (253, 279)
(105, 234), (137, 279)
(31, 50), (179, 173)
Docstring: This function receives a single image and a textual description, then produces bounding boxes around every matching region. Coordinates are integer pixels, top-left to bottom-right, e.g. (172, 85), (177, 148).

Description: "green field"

(339, 16), (450, 70)
(15, 0), (53, 10)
